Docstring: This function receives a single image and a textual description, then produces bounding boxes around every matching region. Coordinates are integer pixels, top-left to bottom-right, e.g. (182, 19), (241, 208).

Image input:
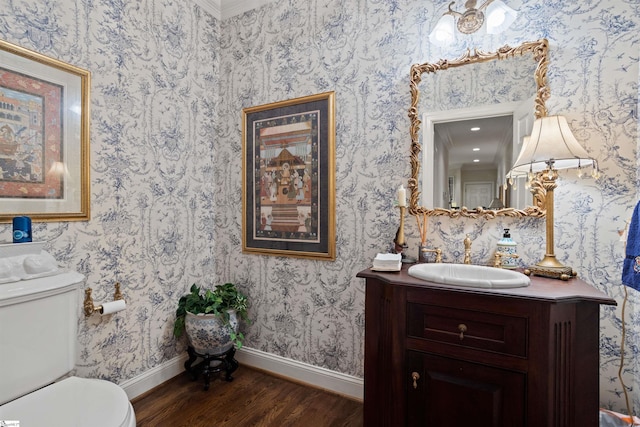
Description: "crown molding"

(190, 0), (275, 20)
(221, 0), (275, 19)
(192, 0), (221, 18)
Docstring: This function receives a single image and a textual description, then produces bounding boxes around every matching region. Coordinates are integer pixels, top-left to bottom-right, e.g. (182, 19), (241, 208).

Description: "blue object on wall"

(12, 216), (32, 243)
(622, 201), (640, 291)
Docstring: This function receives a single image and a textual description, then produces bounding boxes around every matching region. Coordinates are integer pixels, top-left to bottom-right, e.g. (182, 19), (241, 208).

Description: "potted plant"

(174, 283), (249, 354)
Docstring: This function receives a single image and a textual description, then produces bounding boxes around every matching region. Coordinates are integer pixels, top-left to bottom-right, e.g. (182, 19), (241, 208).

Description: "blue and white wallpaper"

(0, 0), (220, 379)
(1, 0), (638, 415)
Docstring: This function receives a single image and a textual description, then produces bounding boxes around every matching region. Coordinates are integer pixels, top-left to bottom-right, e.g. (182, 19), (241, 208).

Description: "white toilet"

(0, 243), (136, 426)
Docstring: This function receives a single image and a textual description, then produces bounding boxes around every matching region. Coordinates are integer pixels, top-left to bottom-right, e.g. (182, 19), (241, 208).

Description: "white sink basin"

(407, 263), (530, 289)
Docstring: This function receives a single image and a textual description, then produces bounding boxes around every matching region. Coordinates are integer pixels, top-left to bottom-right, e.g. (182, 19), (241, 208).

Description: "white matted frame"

(0, 39), (90, 222)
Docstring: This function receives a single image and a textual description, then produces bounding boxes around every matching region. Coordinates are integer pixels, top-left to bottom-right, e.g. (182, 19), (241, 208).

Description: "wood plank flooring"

(132, 364), (363, 426)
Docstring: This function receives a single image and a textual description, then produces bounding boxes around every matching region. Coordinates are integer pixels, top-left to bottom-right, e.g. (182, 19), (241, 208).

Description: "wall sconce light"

(429, 0), (517, 45)
(509, 115), (600, 281)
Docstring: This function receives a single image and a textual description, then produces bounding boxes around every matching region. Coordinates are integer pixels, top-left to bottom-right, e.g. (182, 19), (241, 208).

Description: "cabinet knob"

(458, 323), (468, 340)
(411, 371), (420, 389)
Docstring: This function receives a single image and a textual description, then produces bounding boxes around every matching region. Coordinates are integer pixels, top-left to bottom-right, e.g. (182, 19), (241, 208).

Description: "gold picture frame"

(242, 92), (336, 260)
(0, 39), (90, 222)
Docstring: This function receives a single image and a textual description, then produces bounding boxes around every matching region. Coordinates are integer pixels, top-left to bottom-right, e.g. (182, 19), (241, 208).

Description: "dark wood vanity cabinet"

(357, 268), (616, 427)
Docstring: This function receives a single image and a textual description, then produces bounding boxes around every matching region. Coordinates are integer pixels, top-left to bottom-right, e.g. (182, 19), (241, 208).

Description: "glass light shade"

(429, 14), (456, 45)
(485, 1), (517, 34)
(509, 115), (593, 175)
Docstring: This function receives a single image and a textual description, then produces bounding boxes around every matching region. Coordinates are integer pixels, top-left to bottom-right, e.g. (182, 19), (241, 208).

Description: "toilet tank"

(0, 270), (84, 405)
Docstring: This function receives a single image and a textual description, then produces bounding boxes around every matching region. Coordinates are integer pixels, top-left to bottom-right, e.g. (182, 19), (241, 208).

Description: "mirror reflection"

(408, 39), (549, 218)
(431, 115), (514, 210)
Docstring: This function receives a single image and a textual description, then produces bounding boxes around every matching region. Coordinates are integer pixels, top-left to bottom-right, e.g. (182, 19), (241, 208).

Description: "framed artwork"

(242, 92), (336, 260)
(0, 39), (90, 222)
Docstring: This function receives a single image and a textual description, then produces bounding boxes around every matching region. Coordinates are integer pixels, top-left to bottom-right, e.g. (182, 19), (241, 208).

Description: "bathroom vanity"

(357, 267), (616, 427)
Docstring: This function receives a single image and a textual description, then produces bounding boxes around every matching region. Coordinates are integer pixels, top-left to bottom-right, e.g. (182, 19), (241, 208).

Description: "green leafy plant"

(173, 283), (249, 348)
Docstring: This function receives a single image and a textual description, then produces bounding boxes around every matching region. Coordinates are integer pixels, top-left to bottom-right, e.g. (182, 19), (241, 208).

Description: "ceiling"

(195, 0), (274, 20)
(434, 115), (513, 171)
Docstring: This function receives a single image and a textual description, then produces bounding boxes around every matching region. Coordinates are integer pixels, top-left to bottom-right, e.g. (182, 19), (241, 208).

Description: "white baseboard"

(121, 347), (363, 401)
(120, 354), (188, 400)
(235, 347), (363, 401)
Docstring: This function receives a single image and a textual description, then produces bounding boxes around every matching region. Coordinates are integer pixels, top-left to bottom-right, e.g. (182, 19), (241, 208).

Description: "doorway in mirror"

(464, 181), (494, 209)
(423, 99), (535, 211)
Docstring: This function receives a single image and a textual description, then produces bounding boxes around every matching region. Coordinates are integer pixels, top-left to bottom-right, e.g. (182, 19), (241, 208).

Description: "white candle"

(397, 185), (406, 207)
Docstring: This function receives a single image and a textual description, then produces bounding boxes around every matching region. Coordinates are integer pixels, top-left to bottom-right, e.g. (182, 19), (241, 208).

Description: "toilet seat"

(0, 376), (135, 427)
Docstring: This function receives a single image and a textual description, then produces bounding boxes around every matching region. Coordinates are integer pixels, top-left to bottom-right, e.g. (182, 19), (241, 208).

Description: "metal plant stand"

(184, 345), (239, 391)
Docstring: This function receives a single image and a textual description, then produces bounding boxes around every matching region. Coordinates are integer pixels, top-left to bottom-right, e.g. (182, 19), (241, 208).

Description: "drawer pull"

(458, 323), (468, 340)
(411, 372), (420, 389)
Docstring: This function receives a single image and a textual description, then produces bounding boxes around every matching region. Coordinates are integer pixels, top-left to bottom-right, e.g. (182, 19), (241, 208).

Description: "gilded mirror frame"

(408, 39), (549, 218)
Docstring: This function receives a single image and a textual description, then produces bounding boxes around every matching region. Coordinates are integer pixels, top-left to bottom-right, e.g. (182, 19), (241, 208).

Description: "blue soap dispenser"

(497, 228), (518, 269)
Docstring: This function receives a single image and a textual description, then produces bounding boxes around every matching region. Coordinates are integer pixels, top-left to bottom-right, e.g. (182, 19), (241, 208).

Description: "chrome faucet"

(463, 234), (472, 264)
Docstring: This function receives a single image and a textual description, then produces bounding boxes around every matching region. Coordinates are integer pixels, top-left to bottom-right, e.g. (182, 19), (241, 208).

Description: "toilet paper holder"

(84, 282), (126, 316)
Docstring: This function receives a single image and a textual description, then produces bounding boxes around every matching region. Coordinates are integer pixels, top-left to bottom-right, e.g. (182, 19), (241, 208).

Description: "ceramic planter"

(184, 310), (238, 355)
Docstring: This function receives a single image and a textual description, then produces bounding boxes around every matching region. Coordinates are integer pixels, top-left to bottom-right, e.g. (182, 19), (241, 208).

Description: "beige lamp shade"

(508, 136), (531, 177)
(510, 115), (593, 175)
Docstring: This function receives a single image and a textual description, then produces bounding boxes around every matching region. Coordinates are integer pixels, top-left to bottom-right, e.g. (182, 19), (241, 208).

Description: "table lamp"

(509, 115), (599, 280)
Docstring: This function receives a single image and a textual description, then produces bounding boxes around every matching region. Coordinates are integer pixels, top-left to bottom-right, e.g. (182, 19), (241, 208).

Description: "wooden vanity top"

(357, 266), (617, 306)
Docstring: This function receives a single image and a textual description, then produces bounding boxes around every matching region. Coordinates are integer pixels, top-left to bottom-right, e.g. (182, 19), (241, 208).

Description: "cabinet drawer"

(407, 303), (528, 357)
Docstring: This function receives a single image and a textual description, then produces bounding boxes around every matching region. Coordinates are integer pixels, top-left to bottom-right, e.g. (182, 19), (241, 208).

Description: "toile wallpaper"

(0, 0), (220, 379)
(0, 0), (638, 415)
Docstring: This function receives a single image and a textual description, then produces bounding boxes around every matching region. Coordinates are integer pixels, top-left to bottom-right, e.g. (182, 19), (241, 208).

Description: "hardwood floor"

(132, 365), (363, 426)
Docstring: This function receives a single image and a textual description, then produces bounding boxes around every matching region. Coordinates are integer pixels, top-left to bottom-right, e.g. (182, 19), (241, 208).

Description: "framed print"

(242, 92), (335, 260)
(0, 39), (90, 222)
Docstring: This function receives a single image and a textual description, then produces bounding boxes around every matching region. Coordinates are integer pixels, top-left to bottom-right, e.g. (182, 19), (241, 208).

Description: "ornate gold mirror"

(408, 39), (549, 218)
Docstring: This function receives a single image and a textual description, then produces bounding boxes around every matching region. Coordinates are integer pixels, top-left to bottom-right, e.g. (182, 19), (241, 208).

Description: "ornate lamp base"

(524, 262), (577, 281)
(523, 254), (577, 281)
